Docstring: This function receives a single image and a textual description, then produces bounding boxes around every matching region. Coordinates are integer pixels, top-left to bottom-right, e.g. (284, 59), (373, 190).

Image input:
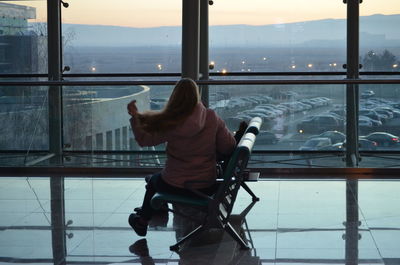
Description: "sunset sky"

(9, 0), (400, 28)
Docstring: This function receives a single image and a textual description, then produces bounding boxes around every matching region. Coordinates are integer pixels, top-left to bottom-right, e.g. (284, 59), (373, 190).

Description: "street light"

(209, 61), (215, 70)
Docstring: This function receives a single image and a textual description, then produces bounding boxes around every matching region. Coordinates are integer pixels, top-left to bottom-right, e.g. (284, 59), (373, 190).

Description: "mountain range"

(55, 14), (400, 47)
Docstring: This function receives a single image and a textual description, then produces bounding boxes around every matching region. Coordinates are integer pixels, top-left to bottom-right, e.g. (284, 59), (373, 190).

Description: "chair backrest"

(214, 132), (256, 225)
(245, 117), (262, 135)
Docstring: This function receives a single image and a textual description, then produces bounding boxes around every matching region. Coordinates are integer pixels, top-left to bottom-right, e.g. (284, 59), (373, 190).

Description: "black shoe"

(134, 207), (142, 215)
(129, 239), (150, 257)
(129, 213), (148, 237)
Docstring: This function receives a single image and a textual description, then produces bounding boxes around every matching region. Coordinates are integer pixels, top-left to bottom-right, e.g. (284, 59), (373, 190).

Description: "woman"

(127, 78), (237, 237)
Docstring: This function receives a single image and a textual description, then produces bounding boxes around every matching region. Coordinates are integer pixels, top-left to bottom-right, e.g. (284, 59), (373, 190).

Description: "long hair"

(137, 78), (201, 133)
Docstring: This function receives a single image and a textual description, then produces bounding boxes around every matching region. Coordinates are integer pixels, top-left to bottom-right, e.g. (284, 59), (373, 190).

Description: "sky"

(7, 0), (400, 28)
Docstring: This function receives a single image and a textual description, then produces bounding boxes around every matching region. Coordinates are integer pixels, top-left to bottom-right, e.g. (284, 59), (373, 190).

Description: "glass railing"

(0, 78), (400, 168)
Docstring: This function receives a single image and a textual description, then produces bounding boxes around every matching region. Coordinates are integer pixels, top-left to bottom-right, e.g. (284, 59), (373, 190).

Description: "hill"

(56, 14), (400, 47)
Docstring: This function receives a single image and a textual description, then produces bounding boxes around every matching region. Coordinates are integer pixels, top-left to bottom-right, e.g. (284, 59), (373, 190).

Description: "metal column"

(48, 1), (66, 263)
(345, 179), (359, 265)
(345, 2), (360, 261)
(182, 0), (200, 80)
(50, 176), (67, 265)
(48, 0), (63, 165)
(199, 0), (209, 107)
(345, 0), (360, 167)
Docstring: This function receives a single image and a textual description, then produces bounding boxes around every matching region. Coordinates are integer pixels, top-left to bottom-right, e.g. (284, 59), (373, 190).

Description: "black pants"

(140, 172), (216, 220)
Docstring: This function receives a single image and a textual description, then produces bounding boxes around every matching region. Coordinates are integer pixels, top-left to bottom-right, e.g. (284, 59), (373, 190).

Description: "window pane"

(358, 1), (400, 166)
(0, 1), (47, 74)
(63, 84), (172, 151)
(211, 83), (346, 167)
(62, 84), (170, 167)
(209, 0), (346, 73)
(358, 84), (400, 153)
(0, 85), (49, 151)
(360, 0), (400, 72)
(61, 0), (182, 74)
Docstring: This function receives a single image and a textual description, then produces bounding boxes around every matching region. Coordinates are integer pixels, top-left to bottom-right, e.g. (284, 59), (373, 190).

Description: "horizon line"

(33, 13), (399, 29)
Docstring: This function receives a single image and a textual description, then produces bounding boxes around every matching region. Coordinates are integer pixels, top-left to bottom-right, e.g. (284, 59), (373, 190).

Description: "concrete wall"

(64, 85), (150, 151)
(0, 85), (150, 151)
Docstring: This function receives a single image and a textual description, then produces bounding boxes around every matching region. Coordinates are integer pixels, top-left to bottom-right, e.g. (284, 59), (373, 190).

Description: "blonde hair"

(137, 78), (201, 133)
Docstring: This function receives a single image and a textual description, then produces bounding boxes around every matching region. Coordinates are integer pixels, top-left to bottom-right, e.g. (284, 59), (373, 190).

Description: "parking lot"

(215, 93), (400, 152)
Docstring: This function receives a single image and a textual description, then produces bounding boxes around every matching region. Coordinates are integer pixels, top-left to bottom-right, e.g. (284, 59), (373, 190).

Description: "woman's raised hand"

(127, 100), (138, 116)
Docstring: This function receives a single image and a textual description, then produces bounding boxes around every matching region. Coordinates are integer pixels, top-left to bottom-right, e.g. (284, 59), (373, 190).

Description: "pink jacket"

(130, 103), (236, 189)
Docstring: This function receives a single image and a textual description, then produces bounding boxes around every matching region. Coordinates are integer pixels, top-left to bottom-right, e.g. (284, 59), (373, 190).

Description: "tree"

(31, 22), (76, 72)
(362, 49), (399, 71)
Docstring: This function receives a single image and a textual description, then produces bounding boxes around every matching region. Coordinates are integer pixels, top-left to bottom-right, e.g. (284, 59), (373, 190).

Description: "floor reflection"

(1, 178), (399, 264)
(129, 209), (260, 265)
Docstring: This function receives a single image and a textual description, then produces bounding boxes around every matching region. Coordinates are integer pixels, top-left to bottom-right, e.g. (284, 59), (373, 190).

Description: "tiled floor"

(0, 177), (399, 264)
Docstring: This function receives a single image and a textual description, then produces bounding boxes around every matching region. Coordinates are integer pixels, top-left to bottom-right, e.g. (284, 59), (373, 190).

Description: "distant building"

(0, 2), (38, 74)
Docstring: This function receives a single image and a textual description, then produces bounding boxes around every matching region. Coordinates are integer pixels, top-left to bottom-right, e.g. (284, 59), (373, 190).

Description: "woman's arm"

(127, 100), (167, 147)
(215, 115), (236, 155)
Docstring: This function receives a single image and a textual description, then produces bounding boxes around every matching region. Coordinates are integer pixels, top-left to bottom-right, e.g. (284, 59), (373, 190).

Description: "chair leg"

(241, 182), (259, 202)
(224, 222), (250, 250)
(170, 224), (205, 251)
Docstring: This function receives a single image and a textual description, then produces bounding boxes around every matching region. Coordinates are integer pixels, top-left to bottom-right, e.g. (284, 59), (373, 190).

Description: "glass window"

(61, 0), (182, 74)
(360, 0), (400, 72)
(211, 83), (346, 167)
(209, 0), (346, 73)
(359, 2), (400, 157)
(0, 85), (49, 151)
(0, 1), (48, 153)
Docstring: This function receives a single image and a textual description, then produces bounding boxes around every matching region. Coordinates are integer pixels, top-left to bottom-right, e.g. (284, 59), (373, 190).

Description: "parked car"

(358, 139), (378, 150)
(361, 90), (375, 98)
(255, 105), (283, 116)
(359, 109), (385, 124)
(373, 108), (393, 119)
(377, 107), (400, 118)
(359, 115), (382, 127)
(359, 117), (373, 127)
(297, 115), (343, 134)
(242, 110), (274, 120)
(361, 132), (400, 147)
(342, 139), (378, 151)
(299, 137), (332, 151)
(300, 99), (317, 108)
(257, 131), (279, 144)
(309, 131), (346, 144)
(324, 138), (378, 151)
(320, 142), (344, 150)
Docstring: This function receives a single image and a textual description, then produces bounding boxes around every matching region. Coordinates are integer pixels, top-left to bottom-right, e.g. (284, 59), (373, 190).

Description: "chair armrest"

(245, 117), (262, 135)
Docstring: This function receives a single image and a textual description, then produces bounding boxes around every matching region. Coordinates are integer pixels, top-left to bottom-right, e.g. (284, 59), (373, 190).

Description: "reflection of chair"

(173, 201), (260, 264)
(151, 132), (258, 251)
